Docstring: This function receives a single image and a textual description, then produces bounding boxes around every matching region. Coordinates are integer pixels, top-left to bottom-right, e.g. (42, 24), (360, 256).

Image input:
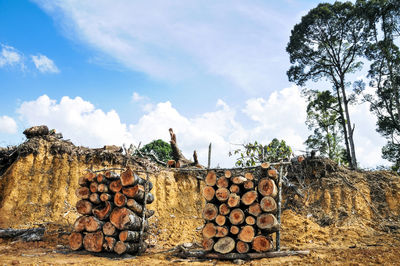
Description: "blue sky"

(0, 0), (388, 167)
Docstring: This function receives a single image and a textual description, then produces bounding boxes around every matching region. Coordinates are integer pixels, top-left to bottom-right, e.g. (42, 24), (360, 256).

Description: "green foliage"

(382, 142), (400, 172)
(229, 139), (292, 167)
(140, 139), (172, 162)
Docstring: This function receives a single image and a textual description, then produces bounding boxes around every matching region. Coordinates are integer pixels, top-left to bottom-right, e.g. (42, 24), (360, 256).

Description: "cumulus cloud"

(0, 44), (24, 69)
(0, 116), (18, 134)
(31, 54), (60, 73)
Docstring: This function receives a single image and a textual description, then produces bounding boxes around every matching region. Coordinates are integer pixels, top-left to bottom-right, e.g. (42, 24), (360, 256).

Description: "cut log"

(89, 193), (101, 204)
(229, 208), (245, 225)
(86, 216), (104, 232)
(260, 196), (277, 213)
(238, 225), (255, 243)
(114, 241), (144, 255)
(252, 235), (272, 252)
(202, 223), (217, 239)
(114, 192), (127, 207)
(215, 188), (229, 202)
(92, 201), (112, 220)
(103, 222), (117, 236)
(205, 171), (217, 186)
(167, 160), (176, 167)
(231, 176), (247, 185)
(78, 176), (88, 187)
(202, 186), (215, 201)
(229, 184), (240, 194)
(236, 240), (250, 254)
(245, 216), (256, 225)
(203, 203), (218, 221)
(122, 186), (139, 198)
(215, 215), (226, 226)
(109, 179), (122, 193)
(103, 236), (116, 252)
(84, 172), (96, 182)
(243, 180), (254, 190)
(110, 207), (147, 231)
(213, 237), (235, 254)
(73, 216), (87, 232)
(267, 168), (278, 179)
(244, 172), (254, 180)
(202, 238), (214, 251)
(241, 190), (257, 205)
(83, 231), (104, 253)
(119, 230), (140, 242)
(261, 162), (270, 170)
(75, 187), (90, 199)
(215, 226), (229, 237)
(126, 199), (155, 218)
(97, 183), (109, 193)
(230, 226), (239, 235)
(89, 182), (98, 193)
(224, 170), (232, 178)
(69, 232), (83, 251)
(0, 228), (44, 241)
(120, 168), (140, 187)
(256, 213), (279, 231)
(96, 174), (106, 184)
(258, 178), (277, 197)
(100, 193), (112, 202)
(227, 193), (240, 208)
(219, 203), (230, 216)
(124, 185), (154, 204)
(76, 200), (93, 215)
(216, 176), (229, 188)
(104, 171), (120, 180)
(248, 203), (262, 217)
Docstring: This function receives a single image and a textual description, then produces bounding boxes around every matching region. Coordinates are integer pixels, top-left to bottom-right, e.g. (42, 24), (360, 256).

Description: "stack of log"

(69, 168), (155, 255)
(201, 163), (279, 254)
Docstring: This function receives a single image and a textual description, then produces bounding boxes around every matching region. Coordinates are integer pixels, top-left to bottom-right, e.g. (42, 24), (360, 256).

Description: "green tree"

(303, 89), (347, 164)
(286, 1), (370, 169)
(355, 0), (400, 171)
(230, 139), (292, 167)
(140, 139), (172, 162)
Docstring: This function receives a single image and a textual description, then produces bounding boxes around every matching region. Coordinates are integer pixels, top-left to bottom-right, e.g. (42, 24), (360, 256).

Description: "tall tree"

(355, 0), (400, 171)
(303, 89), (347, 164)
(286, 1), (369, 169)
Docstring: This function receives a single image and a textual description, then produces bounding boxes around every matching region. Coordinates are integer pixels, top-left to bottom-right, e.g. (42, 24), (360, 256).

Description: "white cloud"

(31, 54), (60, 73)
(0, 116), (18, 134)
(132, 92), (144, 102)
(0, 44), (24, 69)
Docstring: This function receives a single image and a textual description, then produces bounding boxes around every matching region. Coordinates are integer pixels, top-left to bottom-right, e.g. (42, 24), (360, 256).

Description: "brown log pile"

(201, 166), (279, 254)
(69, 168), (153, 255)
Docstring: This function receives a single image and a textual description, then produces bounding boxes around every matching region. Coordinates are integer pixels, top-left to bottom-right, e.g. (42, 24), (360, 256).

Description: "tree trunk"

(109, 179), (122, 193)
(203, 203), (218, 221)
(110, 207), (146, 231)
(202, 223), (217, 239)
(104, 171), (120, 180)
(261, 162), (270, 170)
(75, 187), (90, 199)
(114, 192), (127, 207)
(83, 231), (104, 253)
(229, 208), (245, 225)
(96, 173), (107, 184)
(241, 191), (257, 205)
(260, 196), (277, 213)
(114, 241), (145, 255)
(92, 201), (112, 221)
(103, 236), (116, 252)
(238, 225), (255, 243)
(78, 176), (88, 187)
(248, 203), (262, 217)
(86, 216), (104, 232)
(119, 230), (140, 242)
(202, 186), (215, 201)
(258, 178), (277, 197)
(205, 171), (217, 186)
(252, 235), (272, 252)
(236, 241), (250, 254)
(213, 237), (235, 254)
(257, 213), (279, 231)
(69, 232), (83, 251)
(76, 200), (93, 215)
(103, 222), (117, 236)
(227, 193), (240, 208)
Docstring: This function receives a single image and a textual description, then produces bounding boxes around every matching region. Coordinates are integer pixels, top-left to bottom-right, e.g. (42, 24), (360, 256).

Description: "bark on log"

(205, 171), (217, 186)
(75, 187), (90, 199)
(78, 176), (88, 187)
(76, 200), (93, 215)
(260, 196), (277, 213)
(248, 203), (262, 217)
(114, 192), (127, 207)
(177, 249), (310, 260)
(243, 180), (254, 190)
(73, 216), (87, 232)
(89, 193), (101, 204)
(213, 237), (235, 254)
(109, 179), (122, 193)
(203, 203), (218, 221)
(83, 231), (104, 253)
(256, 213), (279, 231)
(229, 184), (240, 194)
(224, 170), (232, 178)
(126, 199), (155, 218)
(244, 172), (254, 180)
(216, 176), (229, 188)
(110, 207), (146, 231)
(103, 236), (116, 252)
(215, 226), (229, 238)
(252, 235), (272, 252)
(69, 232), (83, 251)
(0, 228), (44, 241)
(236, 240), (250, 254)
(103, 222), (117, 236)
(124, 185), (154, 204)
(227, 193), (240, 208)
(229, 208), (245, 225)
(202, 238), (214, 251)
(245, 216), (256, 225)
(202, 223), (217, 239)
(92, 201), (112, 220)
(230, 226), (239, 235)
(215, 188), (229, 202)
(231, 176), (247, 185)
(238, 225), (255, 243)
(258, 178), (277, 197)
(215, 215), (226, 226)
(169, 128), (191, 165)
(23, 125), (49, 138)
(241, 190), (258, 205)
(98, 184), (109, 193)
(104, 171), (120, 180)
(202, 186), (215, 201)
(89, 182), (98, 193)
(219, 203), (230, 216)
(86, 216), (104, 232)
(114, 241), (145, 255)
(100, 193), (112, 202)
(119, 230), (140, 242)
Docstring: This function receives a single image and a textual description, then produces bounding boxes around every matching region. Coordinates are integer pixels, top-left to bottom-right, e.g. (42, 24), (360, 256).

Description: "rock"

(23, 125), (49, 139)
